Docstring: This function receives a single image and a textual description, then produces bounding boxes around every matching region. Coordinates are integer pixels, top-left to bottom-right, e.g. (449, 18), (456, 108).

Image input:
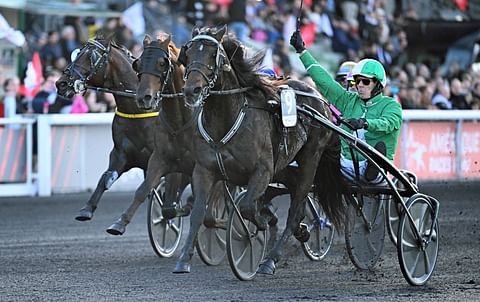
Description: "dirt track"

(1, 181), (479, 301)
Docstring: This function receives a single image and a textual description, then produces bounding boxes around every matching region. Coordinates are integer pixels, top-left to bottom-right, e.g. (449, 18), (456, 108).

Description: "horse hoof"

(75, 208), (94, 221)
(173, 262), (191, 273)
(178, 205), (192, 217)
(257, 259), (275, 275)
(162, 207), (177, 220)
(106, 223), (125, 235)
(240, 207), (268, 231)
(294, 223), (310, 243)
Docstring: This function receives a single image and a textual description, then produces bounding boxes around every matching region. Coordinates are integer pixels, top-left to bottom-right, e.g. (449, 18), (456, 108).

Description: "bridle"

(63, 39), (110, 95)
(136, 44), (174, 106)
(181, 34), (231, 103)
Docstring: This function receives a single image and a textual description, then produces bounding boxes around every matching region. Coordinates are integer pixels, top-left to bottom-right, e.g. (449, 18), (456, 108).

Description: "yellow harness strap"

(115, 109), (159, 119)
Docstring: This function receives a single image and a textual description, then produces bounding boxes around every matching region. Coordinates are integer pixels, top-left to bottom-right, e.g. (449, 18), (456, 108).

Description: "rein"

(157, 87), (252, 99)
(87, 86), (136, 97)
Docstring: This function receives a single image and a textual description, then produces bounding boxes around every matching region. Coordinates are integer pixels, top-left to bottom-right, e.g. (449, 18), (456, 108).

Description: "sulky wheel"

(386, 171), (418, 246)
(196, 182), (230, 266)
(226, 191), (267, 281)
(345, 194), (385, 270)
(397, 194), (439, 286)
(301, 194), (335, 261)
(147, 178), (184, 258)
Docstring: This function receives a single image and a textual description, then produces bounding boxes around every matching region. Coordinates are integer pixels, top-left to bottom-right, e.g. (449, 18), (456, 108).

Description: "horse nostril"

(144, 95), (152, 102)
(193, 87), (201, 94)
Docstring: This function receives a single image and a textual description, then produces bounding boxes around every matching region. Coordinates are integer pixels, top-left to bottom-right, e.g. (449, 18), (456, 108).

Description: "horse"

(174, 25), (348, 275)
(55, 32), (185, 232)
(100, 33), (201, 236)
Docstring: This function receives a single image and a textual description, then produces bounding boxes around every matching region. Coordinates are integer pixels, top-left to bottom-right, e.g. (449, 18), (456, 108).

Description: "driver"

(335, 61), (357, 92)
(290, 31), (402, 183)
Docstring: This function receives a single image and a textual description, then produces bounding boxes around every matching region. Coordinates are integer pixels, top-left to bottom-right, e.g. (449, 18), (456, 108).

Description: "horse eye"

(71, 48), (80, 61)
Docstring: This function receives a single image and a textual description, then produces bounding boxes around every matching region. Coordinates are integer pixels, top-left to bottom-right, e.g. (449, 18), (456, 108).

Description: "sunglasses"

(354, 78), (375, 86)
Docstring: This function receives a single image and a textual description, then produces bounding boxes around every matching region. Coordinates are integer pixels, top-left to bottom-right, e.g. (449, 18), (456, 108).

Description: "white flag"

(122, 2), (145, 37)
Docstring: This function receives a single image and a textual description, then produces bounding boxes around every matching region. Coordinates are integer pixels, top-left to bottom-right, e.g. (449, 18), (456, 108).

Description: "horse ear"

(177, 45), (187, 66)
(143, 34), (152, 46)
(132, 58), (140, 73)
(105, 31), (116, 43)
(216, 25), (227, 41)
(95, 29), (106, 40)
(192, 26), (200, 38)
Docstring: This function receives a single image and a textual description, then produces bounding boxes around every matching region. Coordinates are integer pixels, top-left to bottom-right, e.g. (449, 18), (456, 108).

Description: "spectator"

(31, 70), (71, 114)
(470, 81), (480, 109)
(310, 0), (334, 46)
(60, 25), (81, 63)
(2, 77), (23, 118)
(450, 78), (471, 109)
(228, 0), (249, 43)
(39, 31), (63, 72)
(432, 80), (452, 110)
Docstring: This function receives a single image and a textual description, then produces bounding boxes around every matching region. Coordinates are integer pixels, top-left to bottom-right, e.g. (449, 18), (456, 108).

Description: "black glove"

(290, 30), (305, 53)
(346, 118), (368, 130)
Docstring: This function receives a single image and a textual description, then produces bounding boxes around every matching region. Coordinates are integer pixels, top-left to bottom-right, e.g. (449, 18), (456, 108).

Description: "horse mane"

(221, 35), (277, 100)
(111, 42), (136, 62)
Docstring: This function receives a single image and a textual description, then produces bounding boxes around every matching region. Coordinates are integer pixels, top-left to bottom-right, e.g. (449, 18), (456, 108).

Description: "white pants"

(340, 129), (384, 184)
(340, 156), (384, 184)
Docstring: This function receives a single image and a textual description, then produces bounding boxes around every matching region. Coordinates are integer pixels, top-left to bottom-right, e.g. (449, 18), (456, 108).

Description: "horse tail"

(312, 133), (348, 230)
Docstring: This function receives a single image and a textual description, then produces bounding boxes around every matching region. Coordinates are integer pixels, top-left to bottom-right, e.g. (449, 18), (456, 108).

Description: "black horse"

(175, 25), (347, 275)
(55, 33), (162, 225)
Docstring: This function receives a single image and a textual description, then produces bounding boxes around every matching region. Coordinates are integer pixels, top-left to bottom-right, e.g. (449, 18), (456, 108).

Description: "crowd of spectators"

(1, 0), (480, 119)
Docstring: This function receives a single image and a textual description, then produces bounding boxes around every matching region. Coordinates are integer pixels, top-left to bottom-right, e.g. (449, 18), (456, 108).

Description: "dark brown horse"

(102, 34), (199, 235)
(175, 25), (347, 275)
(55, 33), (160, 224)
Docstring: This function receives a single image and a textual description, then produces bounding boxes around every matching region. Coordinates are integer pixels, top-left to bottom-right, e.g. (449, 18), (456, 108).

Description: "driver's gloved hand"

(289, 30), (306, 53)
(346, 118), (368, 130)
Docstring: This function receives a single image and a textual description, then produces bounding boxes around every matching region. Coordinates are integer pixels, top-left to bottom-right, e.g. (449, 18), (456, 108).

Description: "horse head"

(56, 30), (136, 100)
(179, 25), (234, 108)
(134, 33), (180, 110)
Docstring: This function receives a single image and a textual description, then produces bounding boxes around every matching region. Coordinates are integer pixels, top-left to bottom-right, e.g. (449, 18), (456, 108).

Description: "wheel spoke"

(170, 221), (181, 235)
(408, 250), (421, 276)
(423, 250), (431, 275)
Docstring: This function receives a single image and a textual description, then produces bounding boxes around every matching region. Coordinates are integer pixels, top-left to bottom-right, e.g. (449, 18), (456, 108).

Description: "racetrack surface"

(1, 181), (479, 301)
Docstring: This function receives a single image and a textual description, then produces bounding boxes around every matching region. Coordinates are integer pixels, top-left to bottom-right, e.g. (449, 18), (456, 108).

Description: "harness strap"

(158, 108), (198, 137)
(197, 99), (248, 180)
(115, 109), (159, 119)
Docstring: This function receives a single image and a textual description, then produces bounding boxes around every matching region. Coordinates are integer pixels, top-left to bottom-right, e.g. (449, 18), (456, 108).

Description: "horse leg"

(174, 165), (215, 273)
(179, 174), (194, 215)
(75, 150), (126, 221)
(161, 173), (189, 220)
(258, 165), (317, 275)
(239, 168), (273, 231)
(106, 152), (164, 235)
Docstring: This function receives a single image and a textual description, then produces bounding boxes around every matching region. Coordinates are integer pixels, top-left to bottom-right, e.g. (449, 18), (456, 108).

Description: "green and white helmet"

(352, 58), (387, 87)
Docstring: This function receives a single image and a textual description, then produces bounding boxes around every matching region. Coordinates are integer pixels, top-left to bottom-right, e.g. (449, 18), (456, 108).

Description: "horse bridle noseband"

(64, 40), (110, 95)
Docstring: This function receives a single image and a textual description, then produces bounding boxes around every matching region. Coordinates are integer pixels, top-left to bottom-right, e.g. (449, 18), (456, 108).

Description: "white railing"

(0, 117), (36, 196)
